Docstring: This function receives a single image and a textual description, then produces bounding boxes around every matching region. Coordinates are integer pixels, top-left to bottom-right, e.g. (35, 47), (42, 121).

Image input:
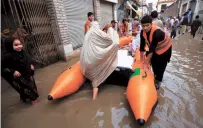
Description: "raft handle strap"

(142, 71), (147, 78)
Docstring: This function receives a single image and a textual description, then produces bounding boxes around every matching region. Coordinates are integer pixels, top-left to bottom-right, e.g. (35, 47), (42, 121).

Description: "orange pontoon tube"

(119, 36), (134, 48)
(48, 61), (86, 100)
(126, 49), (158, 125)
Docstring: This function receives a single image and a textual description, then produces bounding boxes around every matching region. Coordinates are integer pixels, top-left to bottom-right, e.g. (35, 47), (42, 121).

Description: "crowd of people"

(82, 11), (173, 99)
(1, 9), (202, 104)
(163, 9), (202, 39)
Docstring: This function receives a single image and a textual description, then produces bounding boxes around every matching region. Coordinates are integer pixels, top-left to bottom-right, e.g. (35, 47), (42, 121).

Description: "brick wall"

(161, 1), (179, 18)
(46, 0), (73, 61)
(93, 0), (101, 24)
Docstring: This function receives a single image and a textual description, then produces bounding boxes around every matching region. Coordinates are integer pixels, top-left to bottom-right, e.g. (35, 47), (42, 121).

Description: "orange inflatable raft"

(119, 36), (134, 48)
(48, 61), (86, 100)
(126, 49), (158, 125)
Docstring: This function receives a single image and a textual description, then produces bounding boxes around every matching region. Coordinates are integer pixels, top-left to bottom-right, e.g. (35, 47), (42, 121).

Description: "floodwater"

(1, 34), (203, 128)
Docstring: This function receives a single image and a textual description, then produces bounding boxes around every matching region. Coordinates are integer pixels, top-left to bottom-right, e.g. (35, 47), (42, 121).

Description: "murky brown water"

(1, 34), (203, 128)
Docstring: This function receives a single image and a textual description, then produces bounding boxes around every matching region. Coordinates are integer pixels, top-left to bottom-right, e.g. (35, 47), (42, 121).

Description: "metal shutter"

(63, 0), (93, 49)
(100, 1), (113, 29)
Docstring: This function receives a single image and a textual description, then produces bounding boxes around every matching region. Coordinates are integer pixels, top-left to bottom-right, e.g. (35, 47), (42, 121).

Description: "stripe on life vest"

(130, 68), (140, 78)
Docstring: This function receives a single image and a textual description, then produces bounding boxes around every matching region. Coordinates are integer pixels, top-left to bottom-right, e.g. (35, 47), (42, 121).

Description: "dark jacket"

(2, 38), (33, 77)
(2, 52), (33, 76)
(181, 16), (189, 25)
(191, 19), (202, 28)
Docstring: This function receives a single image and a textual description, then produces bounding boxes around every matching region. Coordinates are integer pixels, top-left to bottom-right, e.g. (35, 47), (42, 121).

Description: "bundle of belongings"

(80, 21), (119, 100)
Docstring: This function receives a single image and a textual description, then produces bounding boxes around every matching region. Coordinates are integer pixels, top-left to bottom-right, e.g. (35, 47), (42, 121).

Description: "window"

(161, 4), (167, 10)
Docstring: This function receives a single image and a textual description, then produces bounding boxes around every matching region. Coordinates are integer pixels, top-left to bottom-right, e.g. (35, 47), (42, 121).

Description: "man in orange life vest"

(84, 12), (94, 34)
(119, 19), (129, 37)
(102, 20), (117, 33)
(140, 15), (172, 90)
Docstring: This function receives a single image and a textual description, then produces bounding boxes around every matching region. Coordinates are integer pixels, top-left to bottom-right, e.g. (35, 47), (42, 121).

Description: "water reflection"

(111, 106), (129, 128)
(91, 35), (203, 128)
(2, 34), (203, 128)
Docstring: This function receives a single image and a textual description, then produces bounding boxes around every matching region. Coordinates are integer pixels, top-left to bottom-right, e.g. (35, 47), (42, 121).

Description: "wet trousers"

(171, 30), (176, 39)
(147, 46), (172, 82)
(181, 25), (187, 34)
(191, 26), (199, 38)
(1, 70), (39, 101)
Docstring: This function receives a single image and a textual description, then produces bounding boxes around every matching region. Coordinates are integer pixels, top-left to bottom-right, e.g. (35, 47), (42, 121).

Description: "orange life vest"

(119, 23), (128, 34)
(143, 25), (172, 55)
(119, 23), (124, 32)
(84, 20), (91, 34)
(124, 23), (128, 33)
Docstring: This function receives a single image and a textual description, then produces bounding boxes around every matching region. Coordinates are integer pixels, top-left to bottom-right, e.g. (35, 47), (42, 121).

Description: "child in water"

(1, 37), (39, 104)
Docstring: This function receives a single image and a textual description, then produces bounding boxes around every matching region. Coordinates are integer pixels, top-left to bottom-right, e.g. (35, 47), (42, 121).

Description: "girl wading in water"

(1, 37), (39, 104)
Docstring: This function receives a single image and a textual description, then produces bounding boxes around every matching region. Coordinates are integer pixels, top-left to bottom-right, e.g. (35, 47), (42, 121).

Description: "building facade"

(137, 0), (149, 16)
(157, 0), (175, 12)
(1, 0), (118, 66)
(148, 3), (153, 13)
(179, 0), (203, 21)
(160, 0), (179, 18)
(51, 0), (118, 58)
(116, 0), (145, 21)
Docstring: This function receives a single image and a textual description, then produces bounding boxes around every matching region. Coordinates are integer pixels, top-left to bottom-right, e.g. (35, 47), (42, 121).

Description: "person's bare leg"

(93, 87), (98, 100)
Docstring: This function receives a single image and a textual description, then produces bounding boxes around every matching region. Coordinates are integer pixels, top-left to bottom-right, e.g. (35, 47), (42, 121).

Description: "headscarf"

(4, 37), (25, 59)
(4, 37), (15, 53)
(12, 28), (29, 44)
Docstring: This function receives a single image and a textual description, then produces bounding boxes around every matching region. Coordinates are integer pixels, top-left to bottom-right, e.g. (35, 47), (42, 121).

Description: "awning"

(104, 0), (118, 4)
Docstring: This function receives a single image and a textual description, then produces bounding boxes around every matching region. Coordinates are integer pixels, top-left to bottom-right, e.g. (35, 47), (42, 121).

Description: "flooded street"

(1, 34), (203, 128)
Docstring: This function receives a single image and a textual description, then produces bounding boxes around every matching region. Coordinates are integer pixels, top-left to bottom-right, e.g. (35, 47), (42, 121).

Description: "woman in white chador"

(128, 24), (142, 56)
(80, 21), (119, 100)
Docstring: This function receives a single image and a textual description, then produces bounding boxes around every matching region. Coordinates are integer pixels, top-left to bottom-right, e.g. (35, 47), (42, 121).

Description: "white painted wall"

(179, 0), (203, 21)
(193, 0), (203, 22)
(179, 0), (190, 15)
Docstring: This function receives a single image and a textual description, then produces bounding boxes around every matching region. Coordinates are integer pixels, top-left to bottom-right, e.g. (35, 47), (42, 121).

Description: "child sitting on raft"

(1, 37), (39, 104)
